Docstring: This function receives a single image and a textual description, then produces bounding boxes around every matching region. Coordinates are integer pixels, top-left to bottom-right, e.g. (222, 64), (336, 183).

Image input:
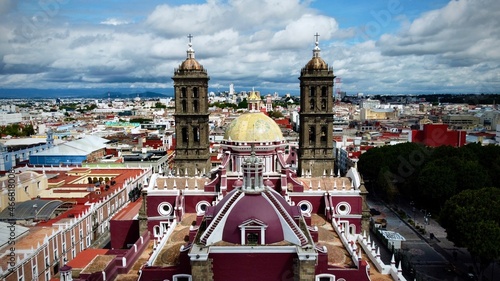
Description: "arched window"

(193, 100), (199, 112)
(193, 127), (200, 142)
(321, 99), (327, 110)
(310, 99), (315, 110)
(310, 87), (315, 97)
(193, 87), (199, 98)
(182, 127), (189, 143)
(309, 126), (316, 145)
(321, 86), (327, 97)
(182, 100), (187, 112)
(320, 126), (327, 144)
(181, 87), (187, 98)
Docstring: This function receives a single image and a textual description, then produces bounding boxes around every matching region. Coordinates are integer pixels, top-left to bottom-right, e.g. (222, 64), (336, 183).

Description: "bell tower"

(172, 34), (211, 176)
(298, 33), (336, 177)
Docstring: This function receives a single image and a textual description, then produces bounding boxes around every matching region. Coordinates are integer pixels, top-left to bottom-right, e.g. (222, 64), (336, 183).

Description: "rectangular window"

(246, 233), (259, 245)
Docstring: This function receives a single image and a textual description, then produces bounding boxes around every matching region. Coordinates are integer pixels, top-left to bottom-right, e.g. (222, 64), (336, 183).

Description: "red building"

(103, 35), (407, 281)
(132, 111), (372, 281)
(410, 123), (466, 147)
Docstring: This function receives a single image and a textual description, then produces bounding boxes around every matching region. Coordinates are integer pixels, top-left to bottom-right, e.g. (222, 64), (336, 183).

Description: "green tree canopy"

(237, 98), (248, 109)
(416, 159), (457, 211)
(268, 110), (284, 119)
(154, 102), (166, 108)
(440, 187), (500, 278)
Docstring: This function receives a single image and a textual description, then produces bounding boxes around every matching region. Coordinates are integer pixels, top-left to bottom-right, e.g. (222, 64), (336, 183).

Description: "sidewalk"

(367, 196), (461, 280)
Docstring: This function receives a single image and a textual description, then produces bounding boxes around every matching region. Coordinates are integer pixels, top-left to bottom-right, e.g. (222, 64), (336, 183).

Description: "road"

(366, 195), (499, 281)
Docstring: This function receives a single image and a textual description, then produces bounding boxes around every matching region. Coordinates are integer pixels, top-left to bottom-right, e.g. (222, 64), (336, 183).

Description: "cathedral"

(132, 35), (371, 281)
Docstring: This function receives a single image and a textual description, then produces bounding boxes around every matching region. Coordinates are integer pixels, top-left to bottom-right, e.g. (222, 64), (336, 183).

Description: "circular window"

(158, 202), (173, 216)
(297, 200), (312, 214)
(336, 202), (351, 215)
(196, 201), (211, 214)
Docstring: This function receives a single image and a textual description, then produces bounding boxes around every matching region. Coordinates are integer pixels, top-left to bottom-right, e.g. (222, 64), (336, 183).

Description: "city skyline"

(0, 0), (499, 95)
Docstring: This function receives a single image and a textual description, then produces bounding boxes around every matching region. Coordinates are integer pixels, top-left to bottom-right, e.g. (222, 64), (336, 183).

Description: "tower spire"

(313, 32), (321, 58)
(187, 34), (195, 59)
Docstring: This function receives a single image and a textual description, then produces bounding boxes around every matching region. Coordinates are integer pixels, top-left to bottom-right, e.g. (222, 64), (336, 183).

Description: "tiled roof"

(112, 198), (142, 220)
(67, 249), (109, 269)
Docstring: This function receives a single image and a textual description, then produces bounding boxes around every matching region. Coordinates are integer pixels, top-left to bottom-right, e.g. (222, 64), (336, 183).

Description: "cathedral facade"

(132, 35), (371, 281)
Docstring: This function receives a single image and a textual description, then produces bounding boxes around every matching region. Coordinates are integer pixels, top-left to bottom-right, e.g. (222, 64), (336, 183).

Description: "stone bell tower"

(172, 34), (211, 177)
(298, 33), (336, 177)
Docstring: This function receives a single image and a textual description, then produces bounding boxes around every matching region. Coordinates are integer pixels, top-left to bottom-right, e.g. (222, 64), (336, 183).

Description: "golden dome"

(305, 56), (328, 70)
(224, 112), (284, 142)
(179, 58), (203, 70)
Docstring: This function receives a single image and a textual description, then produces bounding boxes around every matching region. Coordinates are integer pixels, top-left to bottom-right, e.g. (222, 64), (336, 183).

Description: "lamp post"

(423, 210), (431, 231)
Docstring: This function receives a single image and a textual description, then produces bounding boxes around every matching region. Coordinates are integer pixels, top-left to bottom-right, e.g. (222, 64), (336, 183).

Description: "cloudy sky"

(0, 0), (499, 95)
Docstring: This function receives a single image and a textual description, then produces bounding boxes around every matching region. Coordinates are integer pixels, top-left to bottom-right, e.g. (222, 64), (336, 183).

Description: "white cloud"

(0, 0), (499, 94)
(100, 18), (132, 26)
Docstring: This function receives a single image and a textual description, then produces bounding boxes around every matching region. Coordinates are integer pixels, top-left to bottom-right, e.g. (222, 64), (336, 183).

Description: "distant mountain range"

(0, 87), (302, 99)
(0, 88), (174, 99)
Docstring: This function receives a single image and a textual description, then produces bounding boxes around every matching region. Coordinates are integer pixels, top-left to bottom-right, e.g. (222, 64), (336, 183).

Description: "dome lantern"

(304, 32), (328, 70)
(179, 34), (203, 71)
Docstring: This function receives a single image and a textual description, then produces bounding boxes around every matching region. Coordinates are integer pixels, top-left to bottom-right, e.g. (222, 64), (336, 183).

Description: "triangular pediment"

(238, 218), (268, 228)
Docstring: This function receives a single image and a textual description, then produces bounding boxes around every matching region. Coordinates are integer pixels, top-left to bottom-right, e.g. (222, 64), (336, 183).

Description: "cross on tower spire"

(313, 32), (321, 58)
(186, 34), (195, 59)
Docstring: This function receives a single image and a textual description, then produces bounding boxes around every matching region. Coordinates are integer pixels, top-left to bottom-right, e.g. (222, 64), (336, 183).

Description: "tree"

(440, 187), (500, 278)
(416, 159), (457, 211)
(268, 110), (284, 119)
(237, 98), (248, 109)
(210, 102), (237, 110)
(154, 102), (166, 109)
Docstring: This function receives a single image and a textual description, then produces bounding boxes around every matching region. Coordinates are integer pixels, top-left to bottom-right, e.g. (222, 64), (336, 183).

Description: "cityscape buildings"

(0, 33), (498, 281)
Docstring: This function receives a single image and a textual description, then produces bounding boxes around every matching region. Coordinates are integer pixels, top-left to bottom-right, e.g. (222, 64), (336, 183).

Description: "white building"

(359, 99), (380, 109)
(0, 112), (22, 125)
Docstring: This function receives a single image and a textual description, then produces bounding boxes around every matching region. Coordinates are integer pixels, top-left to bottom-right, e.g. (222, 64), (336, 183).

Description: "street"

(366, 195), (500, 281)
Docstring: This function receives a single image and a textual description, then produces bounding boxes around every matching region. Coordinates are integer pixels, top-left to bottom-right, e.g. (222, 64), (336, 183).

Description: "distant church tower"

(298, 33), (336, 177)
(172, 35), (211, 176)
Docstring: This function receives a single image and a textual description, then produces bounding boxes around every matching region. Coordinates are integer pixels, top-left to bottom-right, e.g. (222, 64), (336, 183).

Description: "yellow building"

(0, 171), (48, 212)
(360, 108), (398, 121)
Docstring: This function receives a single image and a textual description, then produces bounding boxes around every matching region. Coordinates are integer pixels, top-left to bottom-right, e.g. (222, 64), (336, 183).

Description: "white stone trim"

(203, 192), (244, 245)
(173, 274), (192, 281)
(297, 200), (313, 214)
(239, 219), (268, 245)
(315, 274), (336, 281)
(335, 201), (351, 215)
(157, 202), (173, 216)
(196, 200), (211, 215)
(208, 245), (297, 253)
(261, 192), (302, 246)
